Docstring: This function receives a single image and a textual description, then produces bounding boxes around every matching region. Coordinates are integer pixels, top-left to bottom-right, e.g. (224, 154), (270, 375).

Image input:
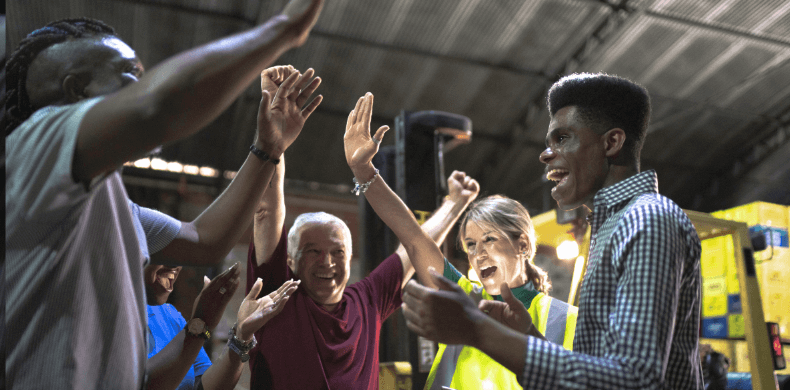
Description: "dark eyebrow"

(545, 127), (566, 147)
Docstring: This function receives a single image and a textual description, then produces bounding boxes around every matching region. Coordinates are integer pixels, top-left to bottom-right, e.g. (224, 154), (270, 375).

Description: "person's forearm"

(472, 316), (529, 376)
(351, 163), (445, 277)
(406, 197), (468, 286)
(199, 347), (244, 390)
(154, 153), (276, 266)
(253, 156), (286, 266)
(146, 331), (206, 390)
(118, 17), (295, 150)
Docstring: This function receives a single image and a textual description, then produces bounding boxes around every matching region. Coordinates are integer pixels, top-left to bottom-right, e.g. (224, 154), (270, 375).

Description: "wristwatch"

(227, 324), (257, 363)
(184, 318), (211, 340)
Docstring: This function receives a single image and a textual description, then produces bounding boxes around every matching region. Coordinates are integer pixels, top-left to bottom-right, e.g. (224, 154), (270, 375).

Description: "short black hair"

(5, 18), (116, 136)
(547, 73), (651, 165)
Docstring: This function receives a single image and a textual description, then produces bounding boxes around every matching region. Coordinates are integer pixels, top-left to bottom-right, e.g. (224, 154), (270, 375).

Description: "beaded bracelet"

(249, 144), (280, 165)
(351, 168), (380, 196)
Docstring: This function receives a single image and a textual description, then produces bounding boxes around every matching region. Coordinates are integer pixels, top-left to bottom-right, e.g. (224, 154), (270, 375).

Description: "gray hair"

(458, 195), (550, 294)
(287, 212), (352, 261)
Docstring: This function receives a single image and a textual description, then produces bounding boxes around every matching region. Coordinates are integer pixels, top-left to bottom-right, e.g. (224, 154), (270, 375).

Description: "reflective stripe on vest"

(425, 276), (578, 390)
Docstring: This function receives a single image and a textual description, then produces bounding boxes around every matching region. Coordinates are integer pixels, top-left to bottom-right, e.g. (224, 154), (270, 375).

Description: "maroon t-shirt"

(246, 230), (404, 389)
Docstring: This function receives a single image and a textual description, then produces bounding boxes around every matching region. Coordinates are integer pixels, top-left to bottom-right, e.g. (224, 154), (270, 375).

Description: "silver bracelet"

(227, 323), (257, 363)
(351, 168), (379, 196)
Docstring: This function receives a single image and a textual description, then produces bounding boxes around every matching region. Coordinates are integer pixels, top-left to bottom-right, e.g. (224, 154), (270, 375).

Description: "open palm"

(237, 279), (300, 341)
(343, 93), (389, 169)
(256, 68), (322, 156)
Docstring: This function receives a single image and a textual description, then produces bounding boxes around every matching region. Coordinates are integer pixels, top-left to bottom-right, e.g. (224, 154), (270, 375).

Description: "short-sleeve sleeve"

(129, 201), (182, 254)
(247, 229), (292, 297)
(5, 97), (104, 240)
(355, 253), (404, 321)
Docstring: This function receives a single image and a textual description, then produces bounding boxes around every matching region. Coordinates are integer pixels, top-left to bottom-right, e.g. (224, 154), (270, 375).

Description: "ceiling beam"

(695, 109), (790, 210)
(644, 9), (790, 47)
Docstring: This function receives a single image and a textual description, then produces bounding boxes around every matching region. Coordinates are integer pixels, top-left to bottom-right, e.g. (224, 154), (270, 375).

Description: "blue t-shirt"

(147, 304), (212, 390)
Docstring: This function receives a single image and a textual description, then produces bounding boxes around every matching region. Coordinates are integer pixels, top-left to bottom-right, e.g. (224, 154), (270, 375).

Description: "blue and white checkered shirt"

(521, 170), (703, 389)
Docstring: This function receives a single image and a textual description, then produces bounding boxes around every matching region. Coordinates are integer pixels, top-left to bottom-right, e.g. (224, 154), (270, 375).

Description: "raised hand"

(478, 282), (534, 335)
(260, 65), (297, 100)
(401, 270), (487, 346)
(236, 278), (300, 341)
(447, 170), (480, 207)
(256, 68), (322, 157)
(344, 93), (389, 170)
(191, 263), (242, 329)
(280, 0), (324, 47)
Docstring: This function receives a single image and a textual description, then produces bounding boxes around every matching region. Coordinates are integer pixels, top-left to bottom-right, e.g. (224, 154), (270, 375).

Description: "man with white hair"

(244, 151), (480, 388)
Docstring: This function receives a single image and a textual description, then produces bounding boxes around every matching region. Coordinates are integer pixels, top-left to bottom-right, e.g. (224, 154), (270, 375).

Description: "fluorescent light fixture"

(150, 158), (167, 171)
(183, 165), (199, 175)
(133, 158), (151, 169)
(199, 167), (218, 177)
(167, 162), (183, 173)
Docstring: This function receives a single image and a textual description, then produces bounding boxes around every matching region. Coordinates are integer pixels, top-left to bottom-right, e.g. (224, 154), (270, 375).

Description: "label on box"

(702, 317), (728, 339)
(703, 276), (727, 296)
(728, 294), (742, 314)
(728, 314), (745, 338)
(703, 295), (728, 317)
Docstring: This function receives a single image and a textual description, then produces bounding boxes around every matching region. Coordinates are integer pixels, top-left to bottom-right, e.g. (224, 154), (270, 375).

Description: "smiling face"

(463, 222), (527, 295)
(144, 264), (182, 306)
(289, 223), (351, 311)
(540, 106), (609, 210)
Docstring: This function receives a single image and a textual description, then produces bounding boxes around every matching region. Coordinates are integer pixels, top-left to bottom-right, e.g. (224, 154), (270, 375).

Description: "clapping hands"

(191, 263), (242, 329)
(236, 278), (300, 342)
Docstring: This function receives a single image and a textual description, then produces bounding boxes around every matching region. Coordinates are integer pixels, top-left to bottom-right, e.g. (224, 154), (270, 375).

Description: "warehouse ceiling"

(7, 0), (790, 214)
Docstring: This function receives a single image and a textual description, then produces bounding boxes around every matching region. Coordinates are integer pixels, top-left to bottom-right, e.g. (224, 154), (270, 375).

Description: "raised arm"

(251, 66), (294, 266)
(343, 93), (445, 288)
(152, 67), (321, 267)
(73, 0), (323, 184)
(397, 171), (479, 288)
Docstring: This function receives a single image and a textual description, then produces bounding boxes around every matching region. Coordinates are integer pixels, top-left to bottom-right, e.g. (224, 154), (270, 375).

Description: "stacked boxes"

(700, 234), (743, 338)
(700, 201), (790, 373)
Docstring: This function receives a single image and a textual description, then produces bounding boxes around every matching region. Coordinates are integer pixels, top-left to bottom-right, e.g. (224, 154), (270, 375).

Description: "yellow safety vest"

(425, 276), (577, 390)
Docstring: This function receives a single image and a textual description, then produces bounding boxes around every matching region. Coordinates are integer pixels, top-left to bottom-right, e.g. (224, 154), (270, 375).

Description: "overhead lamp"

(150, 158), (167, 171)
(133, 158), (151, 169)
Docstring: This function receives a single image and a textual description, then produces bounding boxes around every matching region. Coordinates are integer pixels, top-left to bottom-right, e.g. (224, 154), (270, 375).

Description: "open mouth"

(314, 272), (335, 281)
(480, 266), (497, 279)
(156, 270), (178, 292)
(546, 168), (569, 184)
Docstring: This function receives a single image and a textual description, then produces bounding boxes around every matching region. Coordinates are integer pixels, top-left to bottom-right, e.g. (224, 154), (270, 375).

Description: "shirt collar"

(592, 169), (659, 211)
(493, 281), (540, 303)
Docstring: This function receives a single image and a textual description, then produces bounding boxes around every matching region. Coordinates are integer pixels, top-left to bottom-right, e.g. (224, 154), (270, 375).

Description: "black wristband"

(249, 144), (280, 165)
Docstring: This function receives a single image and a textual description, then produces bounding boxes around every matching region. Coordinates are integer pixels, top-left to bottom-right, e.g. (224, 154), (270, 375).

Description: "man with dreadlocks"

(4, 0), (323, 388)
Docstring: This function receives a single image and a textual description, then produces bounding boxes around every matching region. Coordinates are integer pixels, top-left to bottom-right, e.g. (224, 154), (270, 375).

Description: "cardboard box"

(702, 317), (728, 339)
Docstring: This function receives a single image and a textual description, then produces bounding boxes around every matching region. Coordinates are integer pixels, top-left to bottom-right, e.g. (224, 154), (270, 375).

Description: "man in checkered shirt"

(401, 73), (703, 389)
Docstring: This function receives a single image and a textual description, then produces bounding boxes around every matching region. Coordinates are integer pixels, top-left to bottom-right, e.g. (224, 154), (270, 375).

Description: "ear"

(602, 128), (626, 159)
(517, 233), (531, 255)
(62, 74), (89, 103)
(287, 256), (297, 274)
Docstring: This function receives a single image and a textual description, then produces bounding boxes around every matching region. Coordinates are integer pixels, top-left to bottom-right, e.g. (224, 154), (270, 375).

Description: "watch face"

(188, 318), (206, 335)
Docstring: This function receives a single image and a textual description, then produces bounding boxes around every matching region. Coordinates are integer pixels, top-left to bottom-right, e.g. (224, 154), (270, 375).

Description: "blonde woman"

(343, 93), (577, 390)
